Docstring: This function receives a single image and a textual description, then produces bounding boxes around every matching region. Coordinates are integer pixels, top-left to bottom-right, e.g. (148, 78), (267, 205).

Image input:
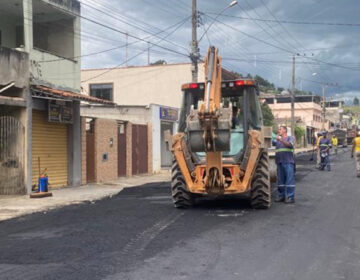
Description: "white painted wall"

(25, 0), (81, 92)
(30, 49), (81, 91)
(81, 105), (151, 124)
(81, 63), (206, 108)
(151, 105), (162, 173)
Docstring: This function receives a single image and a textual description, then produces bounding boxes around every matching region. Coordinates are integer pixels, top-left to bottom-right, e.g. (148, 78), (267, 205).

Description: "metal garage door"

(132, 124), (148, 175)
(32, 110), (68, 188)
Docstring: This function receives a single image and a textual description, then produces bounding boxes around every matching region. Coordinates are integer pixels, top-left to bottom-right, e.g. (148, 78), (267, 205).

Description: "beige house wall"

(81, 63), (206, 108)
(268, 102), (324, 131)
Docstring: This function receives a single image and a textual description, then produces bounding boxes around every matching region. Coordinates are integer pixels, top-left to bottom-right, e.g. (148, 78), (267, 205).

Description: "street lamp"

(198, 1), (238, 43)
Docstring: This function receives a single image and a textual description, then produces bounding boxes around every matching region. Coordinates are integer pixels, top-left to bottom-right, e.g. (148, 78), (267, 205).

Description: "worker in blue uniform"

(273, 126), (296, 203)
(319, 131), (332, 171)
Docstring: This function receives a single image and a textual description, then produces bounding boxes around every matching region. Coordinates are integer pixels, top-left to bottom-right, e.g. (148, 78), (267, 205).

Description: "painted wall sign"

(159, 107), (178, 121)
(48, 100), (73, 124)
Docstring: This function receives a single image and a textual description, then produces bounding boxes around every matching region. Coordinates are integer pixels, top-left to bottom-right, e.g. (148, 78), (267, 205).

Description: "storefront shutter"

(32, 110), (68, 188)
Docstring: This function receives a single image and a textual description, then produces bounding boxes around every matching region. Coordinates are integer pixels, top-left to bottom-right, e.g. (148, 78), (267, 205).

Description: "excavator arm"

(186, 46), (232, 194)
(172, 46), (268, 203)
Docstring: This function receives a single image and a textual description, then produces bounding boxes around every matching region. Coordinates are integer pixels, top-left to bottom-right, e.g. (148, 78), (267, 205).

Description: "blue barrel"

(38, 177), (49, 192)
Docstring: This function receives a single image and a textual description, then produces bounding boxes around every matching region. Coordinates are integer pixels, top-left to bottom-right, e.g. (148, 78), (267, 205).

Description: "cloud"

(79, 0), (360, 97)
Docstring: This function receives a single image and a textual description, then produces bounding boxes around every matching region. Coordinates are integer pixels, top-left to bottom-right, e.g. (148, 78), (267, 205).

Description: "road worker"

(350, 131), (360, 177)
(331, 135), (338, 155)
(316, 132), (323, 169)
(273, 126), (296, 203)
(319, 131), (332, 171)
(231, 106), (240, 129)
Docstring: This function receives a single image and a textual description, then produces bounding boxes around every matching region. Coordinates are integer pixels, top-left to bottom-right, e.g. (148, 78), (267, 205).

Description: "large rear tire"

(171, 159), (195, 209)
(250, 151), (271, 209)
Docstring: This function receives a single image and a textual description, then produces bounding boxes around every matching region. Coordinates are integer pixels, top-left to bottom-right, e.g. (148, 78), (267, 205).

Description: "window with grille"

(89, 83), (113, 101)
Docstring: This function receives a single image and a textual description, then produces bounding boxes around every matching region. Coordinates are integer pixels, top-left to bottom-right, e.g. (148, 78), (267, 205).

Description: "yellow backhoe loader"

(171, 46), (271, 209)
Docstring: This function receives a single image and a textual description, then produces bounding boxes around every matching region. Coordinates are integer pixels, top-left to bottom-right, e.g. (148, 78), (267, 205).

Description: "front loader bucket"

(186, 107), (231, 152)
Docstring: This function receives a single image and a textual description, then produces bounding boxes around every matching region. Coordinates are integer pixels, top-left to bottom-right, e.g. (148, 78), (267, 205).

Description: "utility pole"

(320, 82), (337, 130)
(191, 0), (198, 82)
(291, 55), (296, 137)
(321, 84), (326, 130)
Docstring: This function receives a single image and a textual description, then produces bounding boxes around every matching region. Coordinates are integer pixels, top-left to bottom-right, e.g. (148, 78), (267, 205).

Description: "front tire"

(171, 159), (195, 208)
(250, 152), (271, 209)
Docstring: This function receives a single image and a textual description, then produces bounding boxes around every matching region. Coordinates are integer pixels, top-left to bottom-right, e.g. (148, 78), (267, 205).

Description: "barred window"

(89, 83), (113, 101)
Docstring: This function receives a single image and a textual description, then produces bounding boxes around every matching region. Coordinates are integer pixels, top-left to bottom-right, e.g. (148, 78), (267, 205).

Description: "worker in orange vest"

(351, 131), (360, 177)
(315, 132), (323, 169)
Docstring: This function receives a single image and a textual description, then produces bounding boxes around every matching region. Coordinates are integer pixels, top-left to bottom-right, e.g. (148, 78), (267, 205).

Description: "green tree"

(295, 126), (305, 142)
(261, 102), (274, 126)
(230, 71), (243, 78)
(354, 97), (359, 106)
(150, 60), (167, 65)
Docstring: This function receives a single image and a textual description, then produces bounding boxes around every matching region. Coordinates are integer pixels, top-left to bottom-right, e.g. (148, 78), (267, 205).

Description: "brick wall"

(125, 122), (132, 177)
(81, 118), (87, 185)
(82, 119), (152, 182)
(94, 119), (118, 183)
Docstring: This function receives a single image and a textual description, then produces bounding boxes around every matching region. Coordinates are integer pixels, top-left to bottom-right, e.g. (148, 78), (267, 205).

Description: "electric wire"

(81, 15), (190, 83)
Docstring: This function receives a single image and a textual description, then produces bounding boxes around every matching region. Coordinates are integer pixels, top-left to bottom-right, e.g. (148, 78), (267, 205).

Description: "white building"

(0, 0), (107, 194)
(81, 63), (238, 172)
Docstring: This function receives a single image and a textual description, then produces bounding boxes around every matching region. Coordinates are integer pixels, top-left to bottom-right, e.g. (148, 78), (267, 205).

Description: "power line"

(206, 12), (360, 27)
(256, 0), (332, 83)
(222, 57), (360, 67)
(203, 13), (294, 54)
(38, 16), (190, 63)
(81, 15), (190, 83)
(36, 0), (190, 59)
(80, 0), (190, 53)
(242, 0), (299, 53)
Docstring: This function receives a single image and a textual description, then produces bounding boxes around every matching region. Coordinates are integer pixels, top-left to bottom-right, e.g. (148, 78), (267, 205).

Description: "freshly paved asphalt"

(1, 148), (359, 280)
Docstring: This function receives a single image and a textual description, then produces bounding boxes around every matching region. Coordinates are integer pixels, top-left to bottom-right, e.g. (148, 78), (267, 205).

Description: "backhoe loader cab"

(178, 80), (263, 158)
(171, 47), (271, 209)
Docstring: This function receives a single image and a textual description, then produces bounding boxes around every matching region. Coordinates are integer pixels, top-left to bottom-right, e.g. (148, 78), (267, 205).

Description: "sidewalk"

(0, 170), (171, 222)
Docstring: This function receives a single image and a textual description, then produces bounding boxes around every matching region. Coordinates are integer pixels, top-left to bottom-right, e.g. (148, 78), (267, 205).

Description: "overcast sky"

(80, 0), (360, 102)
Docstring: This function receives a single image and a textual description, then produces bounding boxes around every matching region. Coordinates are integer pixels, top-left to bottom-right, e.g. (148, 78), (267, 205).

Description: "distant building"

(261, 94), (327, 145)
(323, 100), (344, 129)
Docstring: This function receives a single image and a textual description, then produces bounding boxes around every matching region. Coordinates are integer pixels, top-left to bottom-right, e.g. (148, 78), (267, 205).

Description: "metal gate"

(0, 116), (25, 194)
(86, 129), (96, 183)
(118, 124), (127, 176)
(132, 124), (148, 175)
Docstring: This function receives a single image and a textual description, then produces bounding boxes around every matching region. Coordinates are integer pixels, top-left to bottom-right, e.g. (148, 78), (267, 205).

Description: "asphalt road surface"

(1, 148), (359, 280)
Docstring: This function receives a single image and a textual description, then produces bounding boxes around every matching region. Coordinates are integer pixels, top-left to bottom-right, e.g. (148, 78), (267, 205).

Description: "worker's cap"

(322, 131), (328, 135)
(317, 132), (323, 136)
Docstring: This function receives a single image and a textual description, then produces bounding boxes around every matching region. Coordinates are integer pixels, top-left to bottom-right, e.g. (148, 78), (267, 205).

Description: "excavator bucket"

(187, 107), (231, 152)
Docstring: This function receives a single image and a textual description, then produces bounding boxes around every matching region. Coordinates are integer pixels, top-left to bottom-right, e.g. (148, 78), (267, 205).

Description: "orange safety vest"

(354, 136), (360, 152)
(316, 136), (323, 147)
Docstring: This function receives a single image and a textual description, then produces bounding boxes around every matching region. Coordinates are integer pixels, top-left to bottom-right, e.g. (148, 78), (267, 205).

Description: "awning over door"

(31, 85), (115, 105)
